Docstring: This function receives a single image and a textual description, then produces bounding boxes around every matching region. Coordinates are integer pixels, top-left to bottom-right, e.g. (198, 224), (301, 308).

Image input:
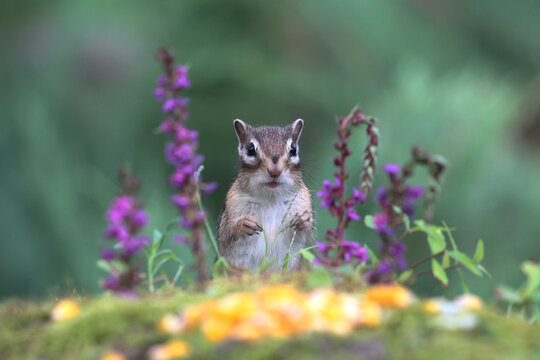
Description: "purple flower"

(352, 188), (366, 204)
(201, 182), (218, 195)
(383, 163), (401, 174)
(155, 50), (217, 284)
(101, 248), (116, 262)
(389, 242), (407, 269)
(317, 180), (335, 208)
(105, 224), (130, 242)
(101, 172), (149, 293)
(180, 217), (194, 229)
(175, 126), (198, 143)
(173, 76), (191, 90)
(342, 240), (369, 263)
(154, 87), (166, 101)
(160, 119), (175, 134)
(157, 75), (168, 85)
(373, 213), (394, 236)
(347, 206), (361, 221)
(103, 275), (120, 291)
(130, 210), (148, 229)
(122, 235), (149, 256)
(106, 196), (134, 222)
(162, 97), (190, 113)
(405, 185), (424, 199)
(171, 194), (192, 209)
(173, 234), (188, 244)
(316, 241), (333, 256)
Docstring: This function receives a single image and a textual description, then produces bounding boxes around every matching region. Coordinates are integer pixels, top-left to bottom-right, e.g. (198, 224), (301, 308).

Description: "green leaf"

(259, 259), (278, 274)
(478, 264), (491, 278)
(152, 229), (163, 246)
(363, 244), (379, 263)
(151, 258), (172, 276)
(427, 228), (446, 254)
(496, 286), (523, 304)
(298, 248), (316, 262)
(96, 260), (111, 273)
(522, 261), (540, 298)
(432, 259), (448, 287)
(441, 252), (451, 268)
(402, 214), (410, 230)
(281, 252), (292, 274)
(473, 239), (484, 263)
(397, 269), (413, 283)
(364, 215), (374, 229)
(111, 260), (128, 272)
(212, 257), (231, 277)
(447, 251), (482, 276)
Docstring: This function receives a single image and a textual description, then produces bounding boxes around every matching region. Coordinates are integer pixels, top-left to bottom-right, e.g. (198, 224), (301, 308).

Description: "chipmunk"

(218, 119), (313, 272)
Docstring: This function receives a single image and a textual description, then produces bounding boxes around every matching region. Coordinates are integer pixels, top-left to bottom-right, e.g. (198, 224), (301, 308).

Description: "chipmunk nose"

(267, 164), (283, 178)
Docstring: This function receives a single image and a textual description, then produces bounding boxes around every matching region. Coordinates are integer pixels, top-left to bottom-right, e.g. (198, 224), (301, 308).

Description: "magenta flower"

(373, 213), (394, 236)
(315, 108), (378, 267)
(383, 163), (401, 174)
(100, 168), (149, 293)
(155, 49), (217, 284)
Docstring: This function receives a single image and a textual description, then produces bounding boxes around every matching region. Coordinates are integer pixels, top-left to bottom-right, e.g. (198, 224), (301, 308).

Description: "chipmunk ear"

(291, 119), (304, 144)
(233, 119), (249, 144)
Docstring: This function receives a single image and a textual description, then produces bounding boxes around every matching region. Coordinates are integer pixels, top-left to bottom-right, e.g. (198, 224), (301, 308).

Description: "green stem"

(195, 189), (221, 257)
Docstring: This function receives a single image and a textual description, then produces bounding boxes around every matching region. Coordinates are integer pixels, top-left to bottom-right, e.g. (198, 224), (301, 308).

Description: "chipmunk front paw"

(237, 214), (262, 236)
(291, 211), (311, 232)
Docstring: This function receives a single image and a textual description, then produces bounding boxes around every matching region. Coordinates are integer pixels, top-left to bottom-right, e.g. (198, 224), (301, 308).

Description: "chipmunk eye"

(290, 144), (297, 157)
(247, 143), (256, 156)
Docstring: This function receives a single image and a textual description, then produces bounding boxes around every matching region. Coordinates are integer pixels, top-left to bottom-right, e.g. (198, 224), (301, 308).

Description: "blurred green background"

(1, 0), (539, 299)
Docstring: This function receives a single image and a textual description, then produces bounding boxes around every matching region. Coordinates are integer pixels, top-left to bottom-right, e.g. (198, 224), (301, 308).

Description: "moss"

(1, 287), (540, 360)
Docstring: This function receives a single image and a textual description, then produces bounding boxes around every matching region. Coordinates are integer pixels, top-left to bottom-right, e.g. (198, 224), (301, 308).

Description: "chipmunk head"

(233, 119), (304, 194)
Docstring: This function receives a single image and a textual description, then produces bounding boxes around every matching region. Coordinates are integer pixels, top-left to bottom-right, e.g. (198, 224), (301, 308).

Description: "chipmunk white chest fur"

(218, 119), (313, 272)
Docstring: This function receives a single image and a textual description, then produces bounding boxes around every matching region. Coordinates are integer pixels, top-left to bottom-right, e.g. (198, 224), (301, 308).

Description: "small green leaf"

(153, 229), (163, 246)
(427, 228), (446, 254)
(447, 251), (482, 276)
(212, 257), (231, 277)
(522, 261), (540, 298)
(432, 259), (448, 287)
(478, 264), (491, 277)
(473, 239), (484, 263)
(402, 214), (410, 230)
(364, 215), (375, 229)
(259, 259), (278, 274)
(363, 244), (379, 263)
(441, 252), (450, 268)
(397, 269), (413, 283)
(299, 248), (315, 262)
(96, 260), (111, 272)
(496, 286), (523, 304)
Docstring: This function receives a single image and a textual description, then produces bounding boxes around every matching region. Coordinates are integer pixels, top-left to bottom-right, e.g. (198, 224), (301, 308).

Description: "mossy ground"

(1, 277), (539, 360)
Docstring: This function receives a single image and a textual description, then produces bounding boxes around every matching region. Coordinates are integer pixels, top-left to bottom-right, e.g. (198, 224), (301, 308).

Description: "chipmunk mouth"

(266, 181), (280, 188)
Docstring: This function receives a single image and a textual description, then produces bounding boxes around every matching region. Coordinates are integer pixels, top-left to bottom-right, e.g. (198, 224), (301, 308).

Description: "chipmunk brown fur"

(218, 119), (313, 272)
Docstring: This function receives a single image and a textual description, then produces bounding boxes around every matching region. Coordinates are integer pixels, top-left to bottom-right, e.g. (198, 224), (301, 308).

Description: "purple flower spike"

(101, 169), (149, 293)
(154, 49), (217, 284)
